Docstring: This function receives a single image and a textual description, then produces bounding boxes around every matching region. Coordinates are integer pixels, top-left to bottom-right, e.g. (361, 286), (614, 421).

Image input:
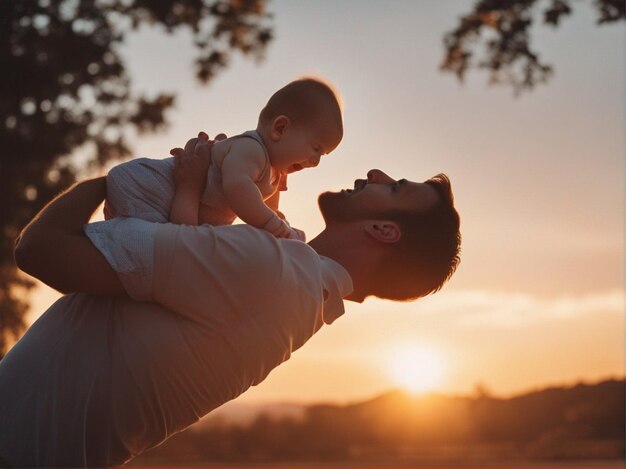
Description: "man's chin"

(318, 190), (347, 223)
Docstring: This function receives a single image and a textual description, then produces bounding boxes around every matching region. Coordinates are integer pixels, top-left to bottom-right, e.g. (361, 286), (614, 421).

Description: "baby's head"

(257, 78), (343, 174)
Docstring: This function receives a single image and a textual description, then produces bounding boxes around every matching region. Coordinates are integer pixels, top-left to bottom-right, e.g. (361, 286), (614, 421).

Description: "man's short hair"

(259, 77), (343, 132)
(374, 174), (461, 301)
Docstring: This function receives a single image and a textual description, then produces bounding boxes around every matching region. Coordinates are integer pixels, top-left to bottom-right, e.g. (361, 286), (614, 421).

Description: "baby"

(105, 78), (344, 239)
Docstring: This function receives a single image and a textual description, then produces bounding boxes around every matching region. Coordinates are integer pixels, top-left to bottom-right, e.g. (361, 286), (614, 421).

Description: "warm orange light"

(388, 344), (445, 394)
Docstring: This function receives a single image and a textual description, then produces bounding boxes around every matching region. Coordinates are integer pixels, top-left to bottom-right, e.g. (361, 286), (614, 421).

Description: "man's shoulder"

(217, 224), (318, 263)
(155, 223), (325, 315)
(161, 223), (320, 275)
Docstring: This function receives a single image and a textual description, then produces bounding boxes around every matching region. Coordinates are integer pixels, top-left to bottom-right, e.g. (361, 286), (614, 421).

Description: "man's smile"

(345, 179), (367, 193)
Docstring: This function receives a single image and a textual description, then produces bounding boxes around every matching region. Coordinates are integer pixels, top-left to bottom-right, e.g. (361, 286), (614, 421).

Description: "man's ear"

(364, 221), (401, 244)
(270, 115), (290, 141)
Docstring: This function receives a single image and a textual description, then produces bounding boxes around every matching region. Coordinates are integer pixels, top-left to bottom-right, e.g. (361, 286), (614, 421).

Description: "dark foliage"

(0, 0), (273, 357)
(441, 0), (625, 94)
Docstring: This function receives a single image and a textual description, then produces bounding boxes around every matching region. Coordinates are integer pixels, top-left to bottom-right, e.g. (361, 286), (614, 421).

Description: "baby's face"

(270, 119), (343, 174)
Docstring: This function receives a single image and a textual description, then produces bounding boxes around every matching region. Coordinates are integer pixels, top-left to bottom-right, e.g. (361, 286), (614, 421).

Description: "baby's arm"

(260, 175), (306, 241)
(265, 172), (289, 217)
(264, 186), (282, 218)
(221, 140), (292, 237)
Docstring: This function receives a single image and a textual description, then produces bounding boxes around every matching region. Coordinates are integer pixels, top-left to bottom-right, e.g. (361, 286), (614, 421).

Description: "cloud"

(428, 289), (624, 328)
(357, 289), (624, 329)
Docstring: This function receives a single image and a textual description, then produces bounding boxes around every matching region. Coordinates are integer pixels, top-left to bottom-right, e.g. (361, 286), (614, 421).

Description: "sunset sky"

(25, 0), (624, 405)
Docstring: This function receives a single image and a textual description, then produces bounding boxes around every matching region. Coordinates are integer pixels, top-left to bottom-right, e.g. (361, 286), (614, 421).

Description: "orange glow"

(387, 344), (446, 394)
(14, 0), (625, 408)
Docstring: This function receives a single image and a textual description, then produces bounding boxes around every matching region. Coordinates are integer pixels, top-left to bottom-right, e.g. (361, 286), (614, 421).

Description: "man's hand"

(170, 132), (227, 159)
(168, 132), (226, 225)
(171, 133), (212, 197)
(170, 132), (227, 195)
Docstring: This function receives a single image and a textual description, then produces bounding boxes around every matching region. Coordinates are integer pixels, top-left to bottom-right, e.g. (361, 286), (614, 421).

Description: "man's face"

(318, 169), (440, 223)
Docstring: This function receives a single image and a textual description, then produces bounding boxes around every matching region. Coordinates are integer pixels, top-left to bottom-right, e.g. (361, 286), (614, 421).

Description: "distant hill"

(199, 400), (307, 427)
(131, 378), (625, 465)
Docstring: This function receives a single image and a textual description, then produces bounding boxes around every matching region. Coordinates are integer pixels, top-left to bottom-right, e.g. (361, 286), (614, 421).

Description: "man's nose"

(367, 169), (393, 183)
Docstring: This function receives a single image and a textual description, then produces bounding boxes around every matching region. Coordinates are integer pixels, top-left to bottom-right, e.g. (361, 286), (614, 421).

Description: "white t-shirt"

(0, 219), (352, 467)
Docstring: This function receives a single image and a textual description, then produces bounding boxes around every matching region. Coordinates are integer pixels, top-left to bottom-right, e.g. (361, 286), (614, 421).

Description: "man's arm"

(169, 137), (212, 225)
(169, 132), (222, 225)
(14, 177), (126, 295)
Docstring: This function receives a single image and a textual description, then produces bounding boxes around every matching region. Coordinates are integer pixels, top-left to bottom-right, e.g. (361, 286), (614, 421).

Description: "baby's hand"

(271, 219), (292, 239)
(288, 226), (306, 242)
(263, 216), (306, 241)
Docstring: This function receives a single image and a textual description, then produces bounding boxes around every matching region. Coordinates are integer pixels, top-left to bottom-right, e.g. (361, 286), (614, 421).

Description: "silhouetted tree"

(441, 0), (625, 94)
(0, 0), (272, 357)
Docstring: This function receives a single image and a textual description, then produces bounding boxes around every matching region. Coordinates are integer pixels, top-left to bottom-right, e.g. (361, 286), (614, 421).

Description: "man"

(1, 136), (461, 466)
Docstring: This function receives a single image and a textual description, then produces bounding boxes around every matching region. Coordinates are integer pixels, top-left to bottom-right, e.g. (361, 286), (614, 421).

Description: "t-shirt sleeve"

(84, 218), (158, 301)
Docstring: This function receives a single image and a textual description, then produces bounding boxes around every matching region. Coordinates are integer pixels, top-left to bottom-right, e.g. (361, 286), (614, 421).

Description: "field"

(133, 461), (624, 468)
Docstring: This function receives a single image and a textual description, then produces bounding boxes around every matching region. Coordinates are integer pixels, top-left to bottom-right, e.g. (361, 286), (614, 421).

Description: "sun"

(388, 344), (445, 394)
